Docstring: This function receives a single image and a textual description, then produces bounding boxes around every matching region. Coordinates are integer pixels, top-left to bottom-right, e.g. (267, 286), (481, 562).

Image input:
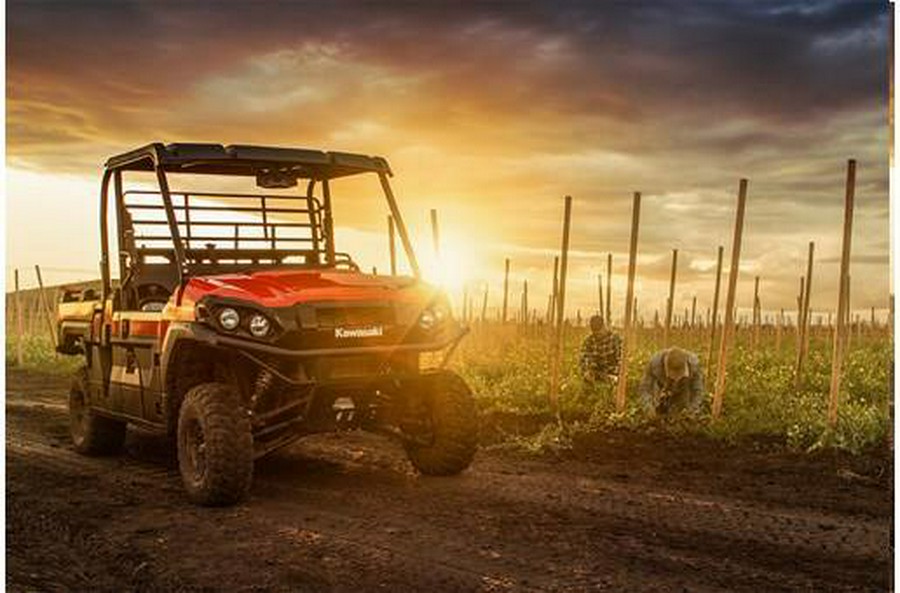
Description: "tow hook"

(332, 397), (356, 429)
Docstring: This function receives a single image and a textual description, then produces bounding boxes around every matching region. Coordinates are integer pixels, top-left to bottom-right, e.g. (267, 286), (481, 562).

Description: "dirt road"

(6, 369), (892, 592)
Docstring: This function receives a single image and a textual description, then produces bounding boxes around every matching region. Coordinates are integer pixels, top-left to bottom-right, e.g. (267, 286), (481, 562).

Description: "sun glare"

(422, 235), (477, 296)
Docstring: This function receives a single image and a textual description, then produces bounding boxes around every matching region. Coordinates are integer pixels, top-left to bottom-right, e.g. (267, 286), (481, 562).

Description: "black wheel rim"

(182, 417), (207, 484)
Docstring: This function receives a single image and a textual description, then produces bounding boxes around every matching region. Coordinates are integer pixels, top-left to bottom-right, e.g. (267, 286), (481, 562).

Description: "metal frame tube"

(322, 178), (336, 266)
(378, 173), (420, 278)
(99, 169), (113, 300)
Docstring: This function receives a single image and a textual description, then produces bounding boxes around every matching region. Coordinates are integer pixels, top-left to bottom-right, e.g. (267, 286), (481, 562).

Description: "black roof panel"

(105, 142), (392, 178)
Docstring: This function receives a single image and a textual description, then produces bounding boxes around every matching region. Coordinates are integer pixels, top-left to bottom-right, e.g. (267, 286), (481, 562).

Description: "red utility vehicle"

(57, 143), (477, 505)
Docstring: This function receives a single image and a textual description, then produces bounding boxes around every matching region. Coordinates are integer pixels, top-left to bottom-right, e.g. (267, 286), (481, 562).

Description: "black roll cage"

(98, 143), (422, 302)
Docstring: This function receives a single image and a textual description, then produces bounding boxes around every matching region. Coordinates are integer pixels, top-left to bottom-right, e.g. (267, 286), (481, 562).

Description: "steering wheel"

(137, 284), (171, 312)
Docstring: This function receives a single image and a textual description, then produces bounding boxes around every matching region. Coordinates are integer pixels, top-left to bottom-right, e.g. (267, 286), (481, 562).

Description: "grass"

(6, 334), (81, 376)
(452, 323), (892, 454)
(6, 322), (893, 454)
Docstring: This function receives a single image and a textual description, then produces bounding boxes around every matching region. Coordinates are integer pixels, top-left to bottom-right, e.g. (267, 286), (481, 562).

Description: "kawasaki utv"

(56, 143), (477, 505)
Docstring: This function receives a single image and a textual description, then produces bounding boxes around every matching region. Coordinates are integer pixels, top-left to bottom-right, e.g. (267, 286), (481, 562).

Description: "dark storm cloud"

(7, 0), (889, 156)
(6, 0), (891, 311)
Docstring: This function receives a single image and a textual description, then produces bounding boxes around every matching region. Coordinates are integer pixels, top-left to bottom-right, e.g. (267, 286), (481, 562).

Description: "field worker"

(638, 347), (705, 416)
(579, 314), (622, 384)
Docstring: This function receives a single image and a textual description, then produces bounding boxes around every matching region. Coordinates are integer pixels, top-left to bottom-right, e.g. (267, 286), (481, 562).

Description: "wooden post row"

(549, 196), (573, 421)
(706, 245), (724, 379)
(502, 258), (510, 323)
(35, 264), (58, 348)
(712, 179), (748, 419)
(828, 160), (856, 427)
(795, 242), (815, 388)
(664, 248), (678, 346)
(616, 193), (642, 412)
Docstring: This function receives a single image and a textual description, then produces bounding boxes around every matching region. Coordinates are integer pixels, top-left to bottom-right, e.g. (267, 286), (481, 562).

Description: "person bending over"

(638, 347), (705, 416)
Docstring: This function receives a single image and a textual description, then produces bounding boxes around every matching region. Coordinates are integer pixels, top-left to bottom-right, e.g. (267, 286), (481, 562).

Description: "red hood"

(179, 269), (437, 309)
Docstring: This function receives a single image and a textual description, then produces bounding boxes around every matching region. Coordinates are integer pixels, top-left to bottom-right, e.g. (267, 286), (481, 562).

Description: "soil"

(6, 368), (893, 592)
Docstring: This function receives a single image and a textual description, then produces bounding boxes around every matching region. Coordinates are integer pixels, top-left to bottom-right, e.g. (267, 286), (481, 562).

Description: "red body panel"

(177, 269), (435, 311)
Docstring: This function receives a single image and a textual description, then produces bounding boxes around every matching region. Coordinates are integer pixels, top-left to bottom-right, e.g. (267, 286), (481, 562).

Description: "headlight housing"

(200, 301), (279, 340)
(418, 296), (452, 331)
(419, 309), (437, 330)
(248, 313), (271, 337)
(218, 307), (240, 331)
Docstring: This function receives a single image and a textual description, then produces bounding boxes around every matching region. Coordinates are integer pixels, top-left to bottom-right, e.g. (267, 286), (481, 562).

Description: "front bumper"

(178, 322), (468, 386)
(205, 327), (467, 359)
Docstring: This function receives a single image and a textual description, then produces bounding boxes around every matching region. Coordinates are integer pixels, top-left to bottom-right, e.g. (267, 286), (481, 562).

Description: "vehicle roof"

(105, 143), (392, 179)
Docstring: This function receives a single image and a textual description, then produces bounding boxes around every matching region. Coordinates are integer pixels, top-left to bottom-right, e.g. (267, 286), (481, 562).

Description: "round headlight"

(419, 309), (436, 330)
(432, 302), (449, 322)
(218, 307), (240, 331)
(248, 314), (271, 337)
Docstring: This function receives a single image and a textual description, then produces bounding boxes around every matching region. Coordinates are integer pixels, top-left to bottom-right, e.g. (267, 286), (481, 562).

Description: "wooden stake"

(664, 248), (678, 346)
(795, 242), (815, 388)
(752, 276), (761, 349)
(35, 265), (58, 348)
(549, 196), (573, 420)
(828, 159), (856, 427)
(796, 276), (805, 350)
(14, 269), (24, 366)
(634, 297), (639, 328)
(502, 258), (510, 323)
(706, 246), (724, 378)
(690, 295), (697, 330)
(481, 285), (489, 323)
(597, 274), (604, 320)
(606, 253), (612, 326)
(387, 215), (397, 276)
(522, 280), (529, 327)
(430, 208), (440, 259)
(712, 179), (748, 419)
(844, 275), (852, 352)
(550, 256), (559, 327)
(616, 193), (642, 412)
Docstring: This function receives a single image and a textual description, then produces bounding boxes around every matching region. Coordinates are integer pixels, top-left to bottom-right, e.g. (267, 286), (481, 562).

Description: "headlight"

(419, 309), (436, 330)
(248, 314), (271, 337)
(432, 302), (449, 322)
(218, 308), (240, 331)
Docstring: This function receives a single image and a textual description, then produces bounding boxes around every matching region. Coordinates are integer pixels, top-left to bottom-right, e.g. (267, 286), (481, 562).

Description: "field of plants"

(7, 315), (892, 455)
(452, 320), (893, 454)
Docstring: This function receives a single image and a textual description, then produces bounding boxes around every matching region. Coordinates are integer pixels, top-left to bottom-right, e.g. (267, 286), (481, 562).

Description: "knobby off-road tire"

(69, 367), (127, 455)
(404, 371), (478, 476)
(177, 382), (253, 506)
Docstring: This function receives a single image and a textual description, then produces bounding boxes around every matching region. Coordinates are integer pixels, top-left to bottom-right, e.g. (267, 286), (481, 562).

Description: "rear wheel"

(69, 367), (126, 455)
(403, 371), (478, 476)
(177, 382), (253, 506)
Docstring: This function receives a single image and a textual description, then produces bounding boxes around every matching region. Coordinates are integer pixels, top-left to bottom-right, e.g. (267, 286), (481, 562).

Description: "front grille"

(313, 306), (395, 329)
(312, 355), (383, 380)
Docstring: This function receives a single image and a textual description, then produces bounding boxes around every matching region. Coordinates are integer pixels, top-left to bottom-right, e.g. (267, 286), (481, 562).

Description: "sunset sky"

(6, 1), (892, 322)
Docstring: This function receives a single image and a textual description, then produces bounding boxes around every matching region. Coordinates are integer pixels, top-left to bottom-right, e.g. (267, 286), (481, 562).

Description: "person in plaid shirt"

(579, 315), (622, 383)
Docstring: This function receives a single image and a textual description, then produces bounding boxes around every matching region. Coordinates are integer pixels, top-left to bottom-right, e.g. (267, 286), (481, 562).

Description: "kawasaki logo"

(334, 326), (384, 339)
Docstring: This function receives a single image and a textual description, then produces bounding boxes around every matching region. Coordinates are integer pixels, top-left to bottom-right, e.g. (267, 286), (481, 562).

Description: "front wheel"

(403, 372), (478, 476)
(69, 367), (126, 455)
(177, 383), (253, 506)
